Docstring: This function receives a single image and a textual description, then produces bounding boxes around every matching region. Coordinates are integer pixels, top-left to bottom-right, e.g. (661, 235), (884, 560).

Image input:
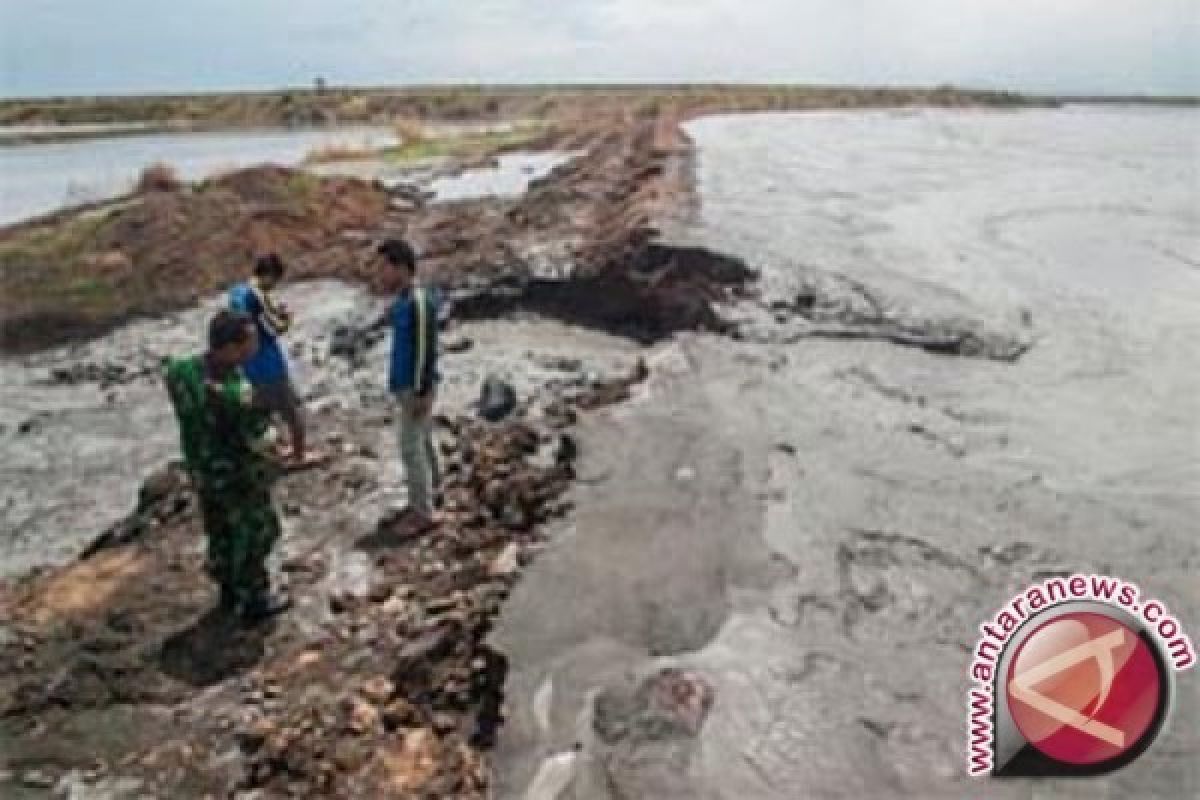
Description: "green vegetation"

(0, 210), (121, 312)
(381, 124), (548, 164)
(285, 170), (320, 202)
(0, 84), (1066, 131)
(303, 121), (552, 166)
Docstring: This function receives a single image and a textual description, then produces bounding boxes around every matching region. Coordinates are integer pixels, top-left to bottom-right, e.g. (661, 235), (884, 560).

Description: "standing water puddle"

(428, 151), (577, 202)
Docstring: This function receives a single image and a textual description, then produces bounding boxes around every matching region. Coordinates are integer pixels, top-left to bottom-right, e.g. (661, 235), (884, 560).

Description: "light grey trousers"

(395, 390), (439, 515)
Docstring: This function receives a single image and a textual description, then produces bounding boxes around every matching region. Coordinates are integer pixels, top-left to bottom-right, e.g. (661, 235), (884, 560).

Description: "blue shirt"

(228, 282), (288, 385)
(389, 286), (439, 394)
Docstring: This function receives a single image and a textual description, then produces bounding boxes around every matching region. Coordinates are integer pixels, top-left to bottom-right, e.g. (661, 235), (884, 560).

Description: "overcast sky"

(1, 0), (1196, 98)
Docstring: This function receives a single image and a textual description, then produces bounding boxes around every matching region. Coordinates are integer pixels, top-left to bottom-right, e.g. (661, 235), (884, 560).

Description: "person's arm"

(162, 358), (200, 471)
(413, 287), (439, 397)
(258, 288), (292, 335)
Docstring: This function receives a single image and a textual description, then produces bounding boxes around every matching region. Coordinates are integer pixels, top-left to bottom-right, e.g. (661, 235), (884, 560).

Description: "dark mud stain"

(451, 243), (755, 344)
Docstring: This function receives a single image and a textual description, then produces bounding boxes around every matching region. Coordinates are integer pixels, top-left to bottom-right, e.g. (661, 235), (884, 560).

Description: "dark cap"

(208, 309), (254, 350)
(377, 237), (417, 271)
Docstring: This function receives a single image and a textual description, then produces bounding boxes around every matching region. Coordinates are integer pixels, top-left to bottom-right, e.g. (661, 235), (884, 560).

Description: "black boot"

(241, 588), (291, 623)
(217, 584), (241, 614)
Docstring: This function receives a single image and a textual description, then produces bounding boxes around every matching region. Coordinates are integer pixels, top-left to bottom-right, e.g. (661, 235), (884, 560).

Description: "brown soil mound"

(0, 166), (390, 353)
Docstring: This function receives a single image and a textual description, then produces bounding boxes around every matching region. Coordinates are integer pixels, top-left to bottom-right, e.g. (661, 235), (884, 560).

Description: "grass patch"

(380, 123), (549, 165)
(299, 120), (551, 167)
(285, 170), (320, 202)
(0, 211), (124, 314)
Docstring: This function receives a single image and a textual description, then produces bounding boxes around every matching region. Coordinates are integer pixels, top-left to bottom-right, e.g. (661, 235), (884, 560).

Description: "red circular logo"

(1006, 612), (1163, 766)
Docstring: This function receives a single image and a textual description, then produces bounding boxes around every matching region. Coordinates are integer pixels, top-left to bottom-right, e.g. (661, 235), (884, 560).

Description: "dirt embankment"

(0, 167), (391, 352)
(1, 85), (1053, 355)
(1, 107), (758, 354)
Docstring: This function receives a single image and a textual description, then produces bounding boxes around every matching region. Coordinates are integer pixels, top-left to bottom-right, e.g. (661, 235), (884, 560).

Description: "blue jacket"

(389, 286), (439, 395)
(228, 281), (289, 385)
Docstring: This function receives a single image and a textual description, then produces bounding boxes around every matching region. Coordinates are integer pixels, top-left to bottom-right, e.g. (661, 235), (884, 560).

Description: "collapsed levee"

(450, 243), (757, 344)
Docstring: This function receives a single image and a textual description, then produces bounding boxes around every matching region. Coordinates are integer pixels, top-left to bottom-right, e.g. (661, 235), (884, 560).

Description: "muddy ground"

(491, 108), (1199, 799)
(0, 277), (655, 797)
(0, 97), (770, 797)
(3, 101), (1194, 799)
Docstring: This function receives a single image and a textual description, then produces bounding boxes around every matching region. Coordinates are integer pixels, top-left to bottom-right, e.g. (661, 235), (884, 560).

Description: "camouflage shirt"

(163, 355), (275, 495)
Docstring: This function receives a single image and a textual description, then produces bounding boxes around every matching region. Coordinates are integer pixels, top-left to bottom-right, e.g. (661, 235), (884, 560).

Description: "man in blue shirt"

(228, 253), (308, 465)
(377, 238), (440, 532)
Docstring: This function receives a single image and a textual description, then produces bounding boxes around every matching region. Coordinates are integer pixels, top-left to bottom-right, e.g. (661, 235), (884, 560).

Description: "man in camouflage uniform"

(163, 310), (289, 621)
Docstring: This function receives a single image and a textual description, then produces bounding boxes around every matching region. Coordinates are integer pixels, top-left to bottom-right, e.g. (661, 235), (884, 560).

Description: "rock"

(477, 375), (517, 422)
(296, 649), (322, 668)
(594, 668), (716, 747)
(360, 676), (394, 705)
(20, 768), (56, 789)
(346, 696), (381, 735)
(443, 337), (474, 354)
(237, 717), (277, 752)
(138, 465), (185, 509)
(377, 728), (440, 792)
(487, 543), (521, 577)
(432, 712), (459, 735)
(393, 625), (459, 680)
(367, 583), (394, 604)
(329, 592), (358, 615)
(534, 354), (583, 372)
(81, 760), (108, 782)
(333, 740), (369, 772)
(329, 319), (387, 366)
(382, 697), (421, 730)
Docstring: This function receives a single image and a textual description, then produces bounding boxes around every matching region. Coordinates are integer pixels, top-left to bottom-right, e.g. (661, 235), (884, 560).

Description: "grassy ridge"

(0, 84), (1050, 129)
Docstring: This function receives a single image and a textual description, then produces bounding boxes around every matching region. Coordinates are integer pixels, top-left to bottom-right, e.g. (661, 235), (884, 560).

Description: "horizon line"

(2, 81), (1198, 105)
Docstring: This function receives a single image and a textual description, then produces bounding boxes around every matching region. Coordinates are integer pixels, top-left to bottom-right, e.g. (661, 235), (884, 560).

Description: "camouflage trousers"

(198, 487), (281, 604)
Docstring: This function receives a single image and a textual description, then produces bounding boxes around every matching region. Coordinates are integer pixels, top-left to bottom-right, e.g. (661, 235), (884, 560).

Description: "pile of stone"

(231, 413), (579, 797)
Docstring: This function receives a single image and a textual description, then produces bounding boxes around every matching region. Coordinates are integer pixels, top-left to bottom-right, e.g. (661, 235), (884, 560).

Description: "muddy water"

(493, 108), (1199, 798)
(429, 151), (578, 202)
(0, 126), (396, 225)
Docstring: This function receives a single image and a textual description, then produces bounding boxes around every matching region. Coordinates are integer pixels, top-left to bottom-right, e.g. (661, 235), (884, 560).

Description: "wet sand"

(492, 108), (1199, 798)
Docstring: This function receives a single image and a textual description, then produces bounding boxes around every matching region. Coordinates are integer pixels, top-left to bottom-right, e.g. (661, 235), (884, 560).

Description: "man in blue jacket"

(228, 253), (308, 465)
(378, 238), (440, 532)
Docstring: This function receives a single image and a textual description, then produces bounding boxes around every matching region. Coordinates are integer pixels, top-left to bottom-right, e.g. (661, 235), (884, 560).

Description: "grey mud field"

(2, 107), (1198, 799)
(492, 108), (1199, 799)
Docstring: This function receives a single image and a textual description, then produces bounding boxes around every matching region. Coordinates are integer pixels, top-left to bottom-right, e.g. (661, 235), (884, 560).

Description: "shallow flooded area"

(0, 126), (396, 225)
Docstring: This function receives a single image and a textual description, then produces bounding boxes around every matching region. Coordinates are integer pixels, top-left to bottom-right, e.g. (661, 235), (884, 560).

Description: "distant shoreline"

(0, 84), (1059, 130)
